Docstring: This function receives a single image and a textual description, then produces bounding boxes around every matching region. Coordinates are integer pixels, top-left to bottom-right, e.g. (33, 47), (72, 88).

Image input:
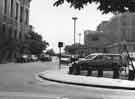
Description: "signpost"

(58, 42), (63, 70)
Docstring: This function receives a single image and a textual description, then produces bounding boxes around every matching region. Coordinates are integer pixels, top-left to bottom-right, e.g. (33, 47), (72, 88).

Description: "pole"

(74, 19), (76, 45)
(59, 47), (61, 70)
(72, 17), (78, 45)
(79, 33), (81, 44)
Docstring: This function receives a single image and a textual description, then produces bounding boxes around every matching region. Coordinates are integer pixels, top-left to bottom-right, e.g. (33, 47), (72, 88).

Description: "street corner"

(38, 68), (135, 90)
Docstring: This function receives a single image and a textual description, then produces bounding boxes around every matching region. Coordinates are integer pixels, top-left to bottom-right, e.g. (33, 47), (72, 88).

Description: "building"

(84, 30), (112, 55)
(0, 0), (32, 62)
(96, 21), (109, 32)
(97, 13), (135, 53)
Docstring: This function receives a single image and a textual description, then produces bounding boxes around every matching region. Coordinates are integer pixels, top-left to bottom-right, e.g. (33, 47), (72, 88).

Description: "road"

(0, 57), (135, 99)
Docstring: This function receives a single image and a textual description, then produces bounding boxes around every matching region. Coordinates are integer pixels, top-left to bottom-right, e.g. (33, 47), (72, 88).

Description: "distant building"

(0, 0), (32, 62)
(84, 30), (111, 55)
(83, 13), (135, 55)
(97, 13), (135, 53)
(96, 21), (109, 32)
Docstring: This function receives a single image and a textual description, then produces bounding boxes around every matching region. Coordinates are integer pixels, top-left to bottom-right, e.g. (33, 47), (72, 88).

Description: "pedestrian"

(121, 52), (129, 71)
(128, 63), (135, 80)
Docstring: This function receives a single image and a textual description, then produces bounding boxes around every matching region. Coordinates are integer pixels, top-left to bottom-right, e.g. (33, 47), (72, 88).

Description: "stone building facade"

(97, 13), (135, 53)
(84, 30), (112, 55)
(0, 0), (32, 62)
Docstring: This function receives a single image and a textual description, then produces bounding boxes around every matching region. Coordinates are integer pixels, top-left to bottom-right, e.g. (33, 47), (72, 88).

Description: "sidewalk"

(39, 68), (135, 90)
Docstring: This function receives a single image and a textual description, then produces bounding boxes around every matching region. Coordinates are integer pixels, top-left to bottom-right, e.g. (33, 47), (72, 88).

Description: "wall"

(0, 0), (32, 62)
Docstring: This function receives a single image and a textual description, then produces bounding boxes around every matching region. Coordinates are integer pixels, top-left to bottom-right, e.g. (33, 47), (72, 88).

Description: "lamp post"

(79, 33), (81, 44)
(72, 17), (78, 45)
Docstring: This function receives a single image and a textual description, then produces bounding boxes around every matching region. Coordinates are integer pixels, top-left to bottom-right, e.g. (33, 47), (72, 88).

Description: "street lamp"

(78, 33), (82, 44)
(72, 17), (78, 45)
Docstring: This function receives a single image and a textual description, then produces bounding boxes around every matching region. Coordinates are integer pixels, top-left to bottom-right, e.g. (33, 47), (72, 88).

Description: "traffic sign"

(58, 42), (63, 48)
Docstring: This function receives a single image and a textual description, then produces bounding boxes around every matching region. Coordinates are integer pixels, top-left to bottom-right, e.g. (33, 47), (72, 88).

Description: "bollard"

(69, 66), (73, 74)
(87, 69), (92, 76)
(98, 69), (103, 77)
(75, 64), (80, 75)
(113, 68), (119, 79)
(72, 63), (80, 75)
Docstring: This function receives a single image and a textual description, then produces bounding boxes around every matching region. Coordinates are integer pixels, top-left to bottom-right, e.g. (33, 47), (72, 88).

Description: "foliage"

(0, 38), (23, 62)
(0, 30), (49, 62)
(25, 31), (42, 41)
(24, 31), (49, 56)
(54, 0), (135, 14)
(46, 49), (56, 56)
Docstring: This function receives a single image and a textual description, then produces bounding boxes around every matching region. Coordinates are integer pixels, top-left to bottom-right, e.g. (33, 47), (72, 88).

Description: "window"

(94, 55), (103, 60)
(19, 32), (22, 40)
(4, 0), (7, 14)
(15, 3), (19, 20)
(132, 14), (135, 26)
(14, 30), (17, 39)
(2, 24), (6, 33)
(91, 35), (99, 41)
(85, 55), (95, 59)
(112, 56), (120, 61)
(10, 0), (14, 17)
(20, 6), (23, 22)
(25, 10), (29, 24)
(9, 28), (13, 39)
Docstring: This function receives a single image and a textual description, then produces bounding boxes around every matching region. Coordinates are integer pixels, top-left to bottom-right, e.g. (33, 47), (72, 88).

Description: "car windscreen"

(85, 55), (96, 59)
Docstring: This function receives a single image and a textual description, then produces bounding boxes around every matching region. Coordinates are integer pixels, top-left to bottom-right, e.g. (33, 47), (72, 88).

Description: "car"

(80, 53), (122, 70)
(30, 55), (38, 62)
(69, 53), (123, 78)
(39, 54), (52, 62)
(16, 54), (30, 63)
(60, 55), (71, 65)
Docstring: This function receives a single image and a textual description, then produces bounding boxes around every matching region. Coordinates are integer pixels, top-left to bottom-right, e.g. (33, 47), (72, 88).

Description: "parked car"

(39, 54), (52, 62)
(76, 53), (122, 70)
(16, 54), (31, 63)
(60, 55), (71, 65)
(30, 55), (38, 62)
(69, 53), (123, 78)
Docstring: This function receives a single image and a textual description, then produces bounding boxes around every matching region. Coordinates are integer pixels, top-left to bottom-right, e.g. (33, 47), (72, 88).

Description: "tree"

(24, 31), (49, 56)
(64, 45), (75, 54)
(0, 38), (23, 62)
(46, 49), (56, 56)
(54, 0), (135, 14)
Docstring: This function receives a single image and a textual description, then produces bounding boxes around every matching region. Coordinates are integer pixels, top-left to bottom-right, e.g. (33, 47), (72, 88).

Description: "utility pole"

(72, 17), (78, 45)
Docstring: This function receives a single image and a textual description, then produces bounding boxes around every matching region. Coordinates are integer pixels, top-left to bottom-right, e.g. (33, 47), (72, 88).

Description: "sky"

(29, 0), (113, 53)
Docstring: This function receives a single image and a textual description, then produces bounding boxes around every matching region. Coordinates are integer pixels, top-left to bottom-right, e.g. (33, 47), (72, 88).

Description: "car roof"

(90, 53), (121, 56)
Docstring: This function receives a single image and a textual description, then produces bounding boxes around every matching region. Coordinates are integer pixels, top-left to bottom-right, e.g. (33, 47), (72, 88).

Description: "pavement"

(39, 67), (135, 90)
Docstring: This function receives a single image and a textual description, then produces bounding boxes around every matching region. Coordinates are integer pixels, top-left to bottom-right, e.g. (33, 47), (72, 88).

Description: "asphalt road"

(0, 57), (135, 99)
